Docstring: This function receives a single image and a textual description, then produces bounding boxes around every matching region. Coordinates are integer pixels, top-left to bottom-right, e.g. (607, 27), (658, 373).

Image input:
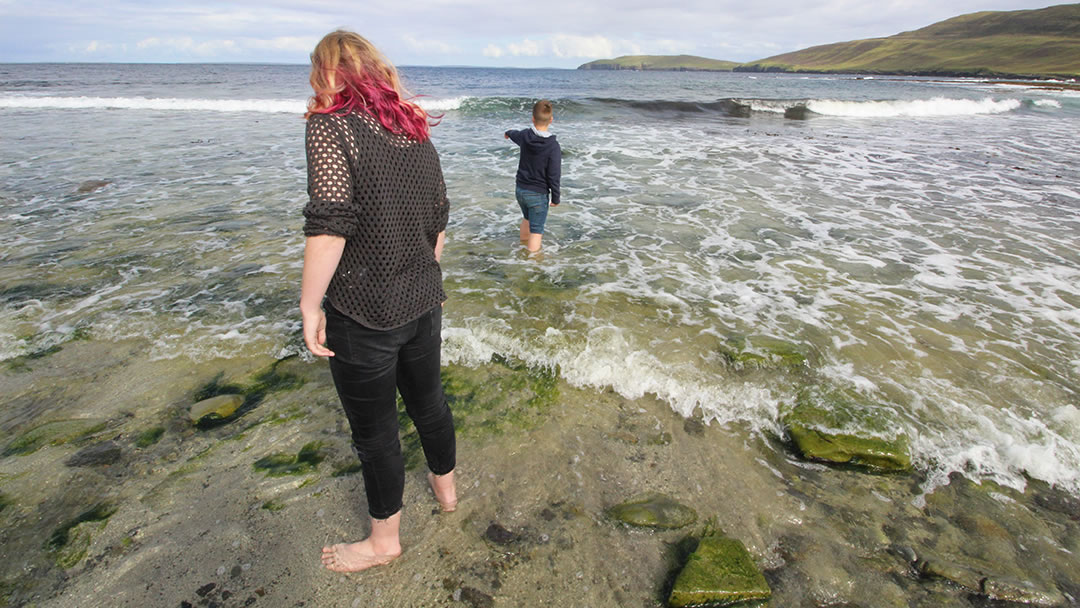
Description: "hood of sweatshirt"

(520, 127), (557, 152)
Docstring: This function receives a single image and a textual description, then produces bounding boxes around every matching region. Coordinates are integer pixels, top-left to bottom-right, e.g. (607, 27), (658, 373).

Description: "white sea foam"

(806, 97), (1022, 117)
(442, 322), (782, 431)
(0, 95), (306, 114)
(1034, 99), (1062, 108)
(416, 96), (468, 112)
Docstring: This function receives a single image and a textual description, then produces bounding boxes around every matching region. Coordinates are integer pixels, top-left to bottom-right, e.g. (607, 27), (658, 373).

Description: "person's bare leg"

(321, 512), (402, 572)
(519, 219), (530, 243)
(427, 469), (458, 512)
(526, 233), (543, 252)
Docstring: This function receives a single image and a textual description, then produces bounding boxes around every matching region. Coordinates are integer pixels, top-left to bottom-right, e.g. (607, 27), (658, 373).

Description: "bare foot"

(428, 470), (458, 512)
(320, 540), (400, 573)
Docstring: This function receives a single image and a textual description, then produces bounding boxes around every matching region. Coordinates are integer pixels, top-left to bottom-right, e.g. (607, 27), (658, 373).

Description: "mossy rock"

(919, 557), (1066, 607)
(606, 493), (697, 529)
(45, 503), (117, 568)
(6, 344), (64, 371)
(191, 358), (305, 428)
(917, 557), (984, 590)
(331, 461), (362, 477)
(3, 419), (107, 457)
(53, 522), (96, 568)
(441, 360), (561, 436)
(253, 442), (325, 477)
(669, 535), (771, 607)
(247, 360), (306, 395)
(717, 336), (810, 372)
(190, 394), (244, 426)
(783, 386), (912, 472)
(982, 577), (1066, 606)
(262, 500), (286, 512)
(134, 426), (165, 448)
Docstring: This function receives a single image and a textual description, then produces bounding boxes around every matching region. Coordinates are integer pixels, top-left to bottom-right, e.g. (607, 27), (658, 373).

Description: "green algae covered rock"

(982, 577), (1066, 607)
(134, 426), (165, 448)
(717, 335), (811, 372)
(45, 503), (117, 568)
(918, 556), (1066, 607)
(190, 394), (244, 426)
(253, 442), (325, 477)
(606, 493), (697, 529)
(783, 386), (912, 472)
(669, 535), (771, 607)
(3, 419), (107, 457)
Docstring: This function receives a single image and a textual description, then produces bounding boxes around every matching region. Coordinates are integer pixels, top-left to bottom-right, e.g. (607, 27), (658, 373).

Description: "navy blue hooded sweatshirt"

(505, 127), (561, 205)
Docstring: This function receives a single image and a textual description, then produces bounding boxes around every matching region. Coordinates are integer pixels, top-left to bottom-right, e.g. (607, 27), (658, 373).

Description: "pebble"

(485, 523), (518, 545)
(65, 441), (122, 467)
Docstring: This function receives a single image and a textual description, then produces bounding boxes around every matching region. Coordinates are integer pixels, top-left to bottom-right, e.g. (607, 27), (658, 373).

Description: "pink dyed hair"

(306, 30), (440, 141)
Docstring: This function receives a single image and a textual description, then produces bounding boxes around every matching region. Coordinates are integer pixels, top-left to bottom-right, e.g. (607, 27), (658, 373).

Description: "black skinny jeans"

(324, 302), (456, 519)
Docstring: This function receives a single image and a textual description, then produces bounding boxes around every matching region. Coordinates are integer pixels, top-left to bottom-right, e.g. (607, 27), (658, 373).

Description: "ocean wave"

(581, 95), (1031, 120)
(416, 96), (469, 112)
(1, 93), (1038, 121)
(0, 95), (306, 114)
(0, 93), (477, 116)
(805, 97), (1023, 117)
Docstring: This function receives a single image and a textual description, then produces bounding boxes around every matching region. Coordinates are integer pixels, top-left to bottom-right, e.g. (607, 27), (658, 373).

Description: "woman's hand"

(302, 305), (334, 357)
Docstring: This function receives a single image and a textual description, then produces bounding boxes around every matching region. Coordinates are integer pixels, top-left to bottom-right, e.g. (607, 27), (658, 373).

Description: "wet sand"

(1, 337), (1078, 607)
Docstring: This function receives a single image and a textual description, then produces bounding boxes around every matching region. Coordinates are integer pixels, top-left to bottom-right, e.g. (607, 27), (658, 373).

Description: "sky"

(0, 0), (1065, 67)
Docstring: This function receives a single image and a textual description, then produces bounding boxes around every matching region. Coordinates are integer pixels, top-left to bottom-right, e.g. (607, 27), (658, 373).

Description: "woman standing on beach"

(299, 30), (457, 573)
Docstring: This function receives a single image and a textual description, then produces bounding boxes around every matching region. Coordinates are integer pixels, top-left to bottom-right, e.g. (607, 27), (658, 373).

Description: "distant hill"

(737, 3), (1080, 78)
(578, 55), (739, 71)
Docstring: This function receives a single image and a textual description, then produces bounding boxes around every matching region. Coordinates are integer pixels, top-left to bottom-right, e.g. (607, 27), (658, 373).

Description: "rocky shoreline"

(2, 337), (1079, 607)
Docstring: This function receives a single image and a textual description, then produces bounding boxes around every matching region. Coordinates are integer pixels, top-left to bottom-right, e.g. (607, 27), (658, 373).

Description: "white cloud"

(402, 34), (460, 55)
(244, 36), (318, 53)
(135, 37), (239, 56)
(550, 34), (614, 59)
(487, 34), (683, 61)
(134, 36), (316, 57)
(82, 40), (110, 53)
(506, 38), (543, 57)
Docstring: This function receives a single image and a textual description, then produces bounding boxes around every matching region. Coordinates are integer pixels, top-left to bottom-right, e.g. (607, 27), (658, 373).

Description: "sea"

(2, 62), (1079, 502)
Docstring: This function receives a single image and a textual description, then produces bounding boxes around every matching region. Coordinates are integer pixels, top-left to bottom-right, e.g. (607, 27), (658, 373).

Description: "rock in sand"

(606, 493), (697, 529)
(668, 534), (771, 607)
(190, 394), (244, 425)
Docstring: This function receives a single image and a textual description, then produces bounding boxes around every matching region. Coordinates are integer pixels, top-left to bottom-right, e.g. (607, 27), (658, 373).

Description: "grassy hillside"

(738, 3), (1080, 78)
(578, 55), (739, 71)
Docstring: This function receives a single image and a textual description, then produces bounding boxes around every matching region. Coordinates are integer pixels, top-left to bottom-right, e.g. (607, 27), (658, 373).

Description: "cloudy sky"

(0, 0), (1062, 67)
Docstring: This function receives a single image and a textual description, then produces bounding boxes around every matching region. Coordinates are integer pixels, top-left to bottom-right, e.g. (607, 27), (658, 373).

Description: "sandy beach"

(2, 334), (1078, 607)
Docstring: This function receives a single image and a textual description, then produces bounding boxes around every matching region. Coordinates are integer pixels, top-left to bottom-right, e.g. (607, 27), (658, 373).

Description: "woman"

(300, 30), (457, 573)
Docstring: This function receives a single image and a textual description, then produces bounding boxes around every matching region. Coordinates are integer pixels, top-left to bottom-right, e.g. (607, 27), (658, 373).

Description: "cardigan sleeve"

(303, 113), (358, 238)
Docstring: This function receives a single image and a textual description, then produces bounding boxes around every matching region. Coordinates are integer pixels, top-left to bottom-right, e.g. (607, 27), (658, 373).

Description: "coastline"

(2, 336), (1078, 607)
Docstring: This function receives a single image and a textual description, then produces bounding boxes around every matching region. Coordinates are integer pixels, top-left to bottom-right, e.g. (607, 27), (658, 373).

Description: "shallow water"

(2, 66), (1080, 595)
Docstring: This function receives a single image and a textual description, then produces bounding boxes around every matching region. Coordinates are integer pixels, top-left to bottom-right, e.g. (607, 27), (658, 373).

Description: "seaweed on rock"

(782, 385), (912, 473)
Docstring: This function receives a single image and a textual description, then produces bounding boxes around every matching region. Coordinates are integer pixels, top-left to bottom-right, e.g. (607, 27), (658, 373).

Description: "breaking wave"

(1, 94), (1042, 121)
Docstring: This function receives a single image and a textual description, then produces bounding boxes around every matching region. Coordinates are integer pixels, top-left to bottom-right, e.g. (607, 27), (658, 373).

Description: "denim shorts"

(516, 186), (549, 234)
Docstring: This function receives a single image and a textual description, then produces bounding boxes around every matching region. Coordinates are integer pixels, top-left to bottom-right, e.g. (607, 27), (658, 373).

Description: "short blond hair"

(533, 99), (553, 126)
